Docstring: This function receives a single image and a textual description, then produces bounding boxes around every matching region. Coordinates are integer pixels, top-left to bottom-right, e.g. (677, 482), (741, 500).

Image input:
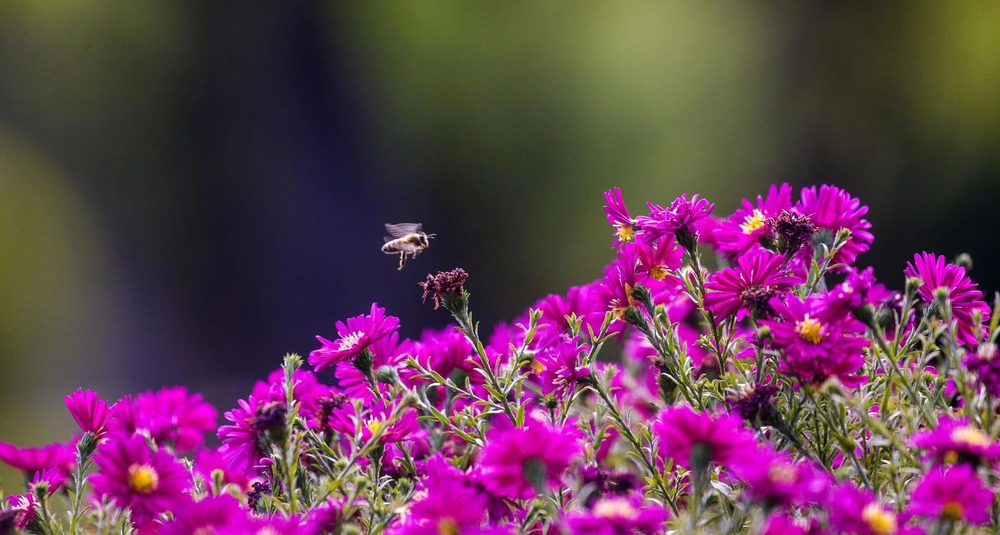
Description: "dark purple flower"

(911, 417), (1000, 467)
(565, 495), (669, 535)
(712, 183), (794, 259)
(907, 464), (992, 525)
(65, 388), (112, 438)
(90, 432), (192, 529)
(651, 406), (757, 472)
(603, 187), (637, 248)
(310, 303), (401, 372)
(637, 194), (714, 244)
(476, 419), (581, 499)
(703, 248), (802, 320)
(768, 209), (817, 255)
(905, 252), (990, 346)
(760, 294), (870, 388)
(794, 184), (873, 270)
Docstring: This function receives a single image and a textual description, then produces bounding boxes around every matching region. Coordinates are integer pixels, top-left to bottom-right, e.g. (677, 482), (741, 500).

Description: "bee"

(381, 223), (435, 271)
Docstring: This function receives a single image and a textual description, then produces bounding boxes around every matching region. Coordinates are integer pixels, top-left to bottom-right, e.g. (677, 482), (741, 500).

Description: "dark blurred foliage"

(1, 2), (999, 488)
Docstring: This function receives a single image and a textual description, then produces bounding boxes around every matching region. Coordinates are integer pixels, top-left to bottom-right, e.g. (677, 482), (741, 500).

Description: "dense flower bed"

(2, 183), (998, 534)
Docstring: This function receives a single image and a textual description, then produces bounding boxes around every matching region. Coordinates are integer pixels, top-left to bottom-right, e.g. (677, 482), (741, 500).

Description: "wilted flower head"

(418, 268), (469, 310)
(907, 464), (992, 525)
(476, 418), (581, 499)
(768, 209), (817, 255)
(90, 432), (192, 529)
(904, 252), (990, 346)
(310, 302), (401, 372)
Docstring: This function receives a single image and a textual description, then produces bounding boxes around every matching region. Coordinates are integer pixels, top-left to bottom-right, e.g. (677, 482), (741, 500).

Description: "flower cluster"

(1, 183), (997, 534)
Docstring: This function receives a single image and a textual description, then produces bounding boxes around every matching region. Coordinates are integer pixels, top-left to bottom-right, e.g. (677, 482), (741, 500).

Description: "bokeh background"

(2, 2), (999, 491)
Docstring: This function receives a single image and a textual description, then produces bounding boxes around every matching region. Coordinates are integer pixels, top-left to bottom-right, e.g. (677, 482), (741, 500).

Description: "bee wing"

(384, 223), (423, 239)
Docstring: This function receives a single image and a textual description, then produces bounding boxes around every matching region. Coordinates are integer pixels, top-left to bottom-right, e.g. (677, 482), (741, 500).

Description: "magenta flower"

(904, 252), (990, 346)
(193, 447), (249, 490)
(637, 194), (714, 244)
(90, 432), (192, 529)
(413, 326), (476, 379)
(907, 464), (992, 525)
(327, 398), (419, 445)
(124, 387), (218, 452)
(158, 495), (249, 535)
(391, 455), (492, 535)
(336, 332), (414, 400)
(827, 483), (902, 535)
(819, 266), (893, 319)
(217, 394), (269, 478)
(713, 183), (794, 259)
(531, 282), (617, 344)
(536, 335), (591, 398)
(911, 417), (1000, 467)
(5, 492), (37, 530)
(651, 406), (757, 471)
(302, 499), (345, 535)
(251, 367), (338, 428)
(310, 302), (401, 372)
(65, 388), (112, 438)
(603, 187), (636, 248)
(703, 248), (802, 320)
(794, 184), (873, 270)
(634, 235), (684, 284)
(476, 419), (581, 499)
(731, 448), (830, 510)
(598, 243), (649, 321)
(565, 496), (669, 535)
(760, 294), (870, 388)
(964, 342), (1000, 397)
(0, 441), (75, 479)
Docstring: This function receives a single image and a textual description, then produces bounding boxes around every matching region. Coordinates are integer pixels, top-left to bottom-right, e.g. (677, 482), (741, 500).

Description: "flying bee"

(381, 223), (435, 271)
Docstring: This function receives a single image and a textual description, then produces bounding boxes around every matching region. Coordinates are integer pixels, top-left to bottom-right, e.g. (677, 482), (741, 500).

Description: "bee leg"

(398, 252), (406, 271)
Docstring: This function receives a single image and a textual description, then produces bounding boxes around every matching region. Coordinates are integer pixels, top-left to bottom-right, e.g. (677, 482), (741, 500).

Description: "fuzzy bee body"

(382, 223), (435, 270)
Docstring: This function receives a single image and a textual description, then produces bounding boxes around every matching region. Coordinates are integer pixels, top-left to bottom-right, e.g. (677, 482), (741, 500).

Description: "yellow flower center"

(951, 426), (990, 448)
(366, 418), (384, 436)
(338, 331), (365, 352)
(616, 224), (635, 242)
(795, 315), (826, 344)
(127, 463), (159, 494)
(649, 265), (669, 281)
(437, 518), (459, 535)
(592, 497), (638, 520)
(941, 501), (964, 521)
(740, 209), (767, 234)
(862, 503), (897, 535)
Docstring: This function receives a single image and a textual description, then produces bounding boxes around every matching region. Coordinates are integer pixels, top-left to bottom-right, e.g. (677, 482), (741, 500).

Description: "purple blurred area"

(1, 3), (999, 481)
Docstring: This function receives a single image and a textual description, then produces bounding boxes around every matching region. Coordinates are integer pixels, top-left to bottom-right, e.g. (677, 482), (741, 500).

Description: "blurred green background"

(2, 2), (999, 491)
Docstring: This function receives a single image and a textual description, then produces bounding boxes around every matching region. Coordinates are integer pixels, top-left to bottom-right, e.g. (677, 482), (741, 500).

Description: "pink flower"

(794, 184), (873, 270)
(65, 388), (112, 437)
(123, 387), (218, 452)
(827, 483), (907, 535)
(565, 495), (669, 535)
(713, 183), (794, 259)
(651, 406), (757, 471)
(911, 417), (1000, 467)
(760, 294), (870, 388)
(703, 249), (802, 320)
(637, 194), (714, 244)
(603, 187), (636, 248)
(336, 332), (415, 399)
(905, 252), (990, 346)
(158, 495), (249, 535)
(476, 419), (581, 499)
(217, 395), (269, 478)
(731, 448), (830, 510)
(536, 336), (590, 398)
(390, 455), (494, 535)
(907, 464), (992, 525)
(90, 432), (192, 529)
(0, 441), (75, 480)
(310, 302), (401, 372)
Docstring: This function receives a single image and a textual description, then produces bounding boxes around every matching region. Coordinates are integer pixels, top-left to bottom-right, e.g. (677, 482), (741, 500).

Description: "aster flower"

(768, 209), (817, 255)
(391, 455), (494, 535)
(911, 417), (1000, 467)
(603, 187), (637, 248)
(712, 183), (794, 258)
(703, 248), (802, 320)
(637, 194), (714, 248)
(5, 492), (36, 531)
(964, 342), (1000, 397)
(193, 447), (250, 490)
(819, 266), (893, 319)
(827, 483), (902, 535)
(907, 464), (992, 525)
(531, 282), (616, 344)
(794, 184), (873, 270)
(0, 441), (75, 480)
(904, 252), (990, 346)
(728, 384), (780, 427)
(327, 398), (419, 445)
(413, 326), (476, 379)
(251, 367), (337, 428)
(651, 405), (757, 472)
(65, 388), (112, 438)
(336, 332), (415, 399)
(760, 294), (870, 388)
(122, 386), (218, 452)
(536, 335), (591, 399)
(90, 431), (192, 529)
(158, 495), (250, 535)
(302, 499), (345, 535)
(217, 394), (269, 478)
(476, 419), (581, 499)
(565, 496), (669, 535)
(731, 448), (830, 511)
(598, 243), (648, 322)
(634, 235), (684, 284)
(310, 302), (401, 372)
